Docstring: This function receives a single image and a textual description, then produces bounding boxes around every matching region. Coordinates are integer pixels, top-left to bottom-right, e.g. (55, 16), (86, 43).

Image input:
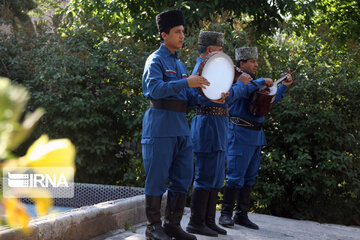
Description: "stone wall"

(0, 194), (166, 240)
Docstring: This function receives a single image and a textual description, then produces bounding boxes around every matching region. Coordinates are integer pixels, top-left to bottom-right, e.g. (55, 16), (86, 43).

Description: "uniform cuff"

(254, 77), (266, 88)
(174, 78), (189, 91)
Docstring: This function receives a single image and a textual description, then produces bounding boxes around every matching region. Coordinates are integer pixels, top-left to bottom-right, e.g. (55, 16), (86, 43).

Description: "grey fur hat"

(198, 31), (224, 47)
(235, 47), (258, 61)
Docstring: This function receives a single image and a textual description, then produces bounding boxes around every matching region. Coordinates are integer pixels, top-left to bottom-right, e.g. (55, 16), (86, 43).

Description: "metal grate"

(1, 180), (144, 208)
(50, 182), (144, 208)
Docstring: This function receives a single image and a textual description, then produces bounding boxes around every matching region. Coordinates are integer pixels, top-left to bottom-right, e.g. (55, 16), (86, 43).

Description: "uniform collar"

(241, 69), (256, 79)
(159, 44), (178, 58)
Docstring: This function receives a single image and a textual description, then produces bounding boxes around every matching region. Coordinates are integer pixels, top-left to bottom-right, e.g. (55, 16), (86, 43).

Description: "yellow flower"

(20, 134), (76, 179)
(1, 134), (76, 233)
(28, 189), (53, 216)
(2, 198), (31, 234)
(2, 185), (54, 218)
(33, 197), (53, 217)
(17, 188), (53, 217)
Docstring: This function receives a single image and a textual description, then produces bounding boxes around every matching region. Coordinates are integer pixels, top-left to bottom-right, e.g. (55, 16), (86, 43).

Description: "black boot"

(218, 186), (239, 228)
(205, 189), (227, 235)
(186, 188), (218, 237)
(233, 185), (259, 230)
(163, 191), (197, 240)
(145, 195), (171, 240)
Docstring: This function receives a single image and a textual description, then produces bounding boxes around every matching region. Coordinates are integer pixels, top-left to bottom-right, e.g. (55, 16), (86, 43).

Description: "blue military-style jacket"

(228, 71), (288, 149)
(142, 44), (198, 138)
(190, 57), (260, 152)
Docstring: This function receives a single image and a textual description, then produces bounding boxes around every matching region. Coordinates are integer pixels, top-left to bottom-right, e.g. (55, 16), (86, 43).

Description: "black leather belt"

(229, 116), (263, 131)
(150, 99), (187, 113)
(196, 106), (229, 116)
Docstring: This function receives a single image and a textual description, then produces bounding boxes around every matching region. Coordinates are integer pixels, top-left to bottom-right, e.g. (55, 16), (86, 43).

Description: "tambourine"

(197, 52), (235, 100)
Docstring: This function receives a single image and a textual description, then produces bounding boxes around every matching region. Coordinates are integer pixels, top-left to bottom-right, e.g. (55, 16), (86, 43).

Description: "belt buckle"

(239, 118), (254, 127)
(231, 117), (253, 127)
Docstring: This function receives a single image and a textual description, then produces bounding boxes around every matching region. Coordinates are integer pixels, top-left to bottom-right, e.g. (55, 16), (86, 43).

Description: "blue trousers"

(141, 136), (193, 196)
(225, 145), (261, 188)
(193, 151), (225, 190)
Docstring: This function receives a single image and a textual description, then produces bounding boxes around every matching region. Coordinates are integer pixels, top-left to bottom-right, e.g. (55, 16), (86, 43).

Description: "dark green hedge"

(253, 32), (360, 225)
(0, 11), (359, 225)
(0, 29), (152, 185)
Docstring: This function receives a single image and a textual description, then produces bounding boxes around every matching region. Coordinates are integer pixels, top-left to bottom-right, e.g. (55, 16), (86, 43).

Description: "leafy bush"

(0, 29), (152, 185)
(183, 14), (360, 225)
(253, 31), (360, 225)
(1, 3), (359, 225)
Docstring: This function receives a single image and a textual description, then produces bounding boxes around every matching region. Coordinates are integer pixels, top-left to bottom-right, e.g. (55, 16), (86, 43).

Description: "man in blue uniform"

(186, 31), (253, 237)
(142, 10), (211, 240)
(218, 47), (293, 229)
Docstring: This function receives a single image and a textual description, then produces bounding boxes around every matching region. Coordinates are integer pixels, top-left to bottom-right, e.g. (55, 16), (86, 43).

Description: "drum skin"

(197, 52), (235, 100)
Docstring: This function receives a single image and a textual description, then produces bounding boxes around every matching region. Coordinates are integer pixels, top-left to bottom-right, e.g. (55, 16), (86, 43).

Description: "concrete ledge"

(0, 194), (166, 240)
(99, 209), (360, 240)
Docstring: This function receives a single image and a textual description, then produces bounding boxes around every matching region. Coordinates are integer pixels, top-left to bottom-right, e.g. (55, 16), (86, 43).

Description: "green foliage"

(253, 31), (360, 225)
(124, 221), (131, 231)
(60, 0), (298, 42)
(0, 77), (44, 159)
(1, 0), (359, 225)
(0, 0), (37, 33)
(0, 28), (150, 186)
(289, 0), (360, 44)
(29, 0), (66, 30)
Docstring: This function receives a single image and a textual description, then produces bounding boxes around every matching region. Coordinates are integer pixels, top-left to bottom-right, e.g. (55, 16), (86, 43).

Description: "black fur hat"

(156, 10), (184, 33)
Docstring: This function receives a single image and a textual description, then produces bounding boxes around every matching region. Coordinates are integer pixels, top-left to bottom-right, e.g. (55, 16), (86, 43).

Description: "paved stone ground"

(91, 208), (360, 240)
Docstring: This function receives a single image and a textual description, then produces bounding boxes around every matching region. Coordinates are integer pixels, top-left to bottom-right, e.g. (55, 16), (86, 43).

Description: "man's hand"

(264, 78), (274, 87)
(237, 72), (252, 85)
(187, 73), (210, 89)
(210, 92), (229, 104)
(282, 73), (293, 87)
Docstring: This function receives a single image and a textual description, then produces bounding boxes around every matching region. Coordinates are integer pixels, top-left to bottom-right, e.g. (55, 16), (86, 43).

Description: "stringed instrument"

(248, 68), (296, 117)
